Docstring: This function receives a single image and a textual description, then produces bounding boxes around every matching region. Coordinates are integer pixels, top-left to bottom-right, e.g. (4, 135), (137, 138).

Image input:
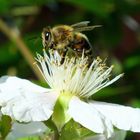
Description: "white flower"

(85, 130), (126, 140)
(0, 50), (140, 138)
(7, 122), (47, 140)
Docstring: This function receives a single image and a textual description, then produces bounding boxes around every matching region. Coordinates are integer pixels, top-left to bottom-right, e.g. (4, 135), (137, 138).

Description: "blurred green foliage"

(0, 0), (140, 139)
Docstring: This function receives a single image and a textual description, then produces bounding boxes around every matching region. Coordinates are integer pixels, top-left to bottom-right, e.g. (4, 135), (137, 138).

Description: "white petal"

(0, 76), (59, 122)
(0, 76), (48, 105)
(68, 96), (105, 133)
(90, 101), (140, 132)
(85, 130), (126, 140)
(7, 122), (47, 139)
(0, 76), (48, 93)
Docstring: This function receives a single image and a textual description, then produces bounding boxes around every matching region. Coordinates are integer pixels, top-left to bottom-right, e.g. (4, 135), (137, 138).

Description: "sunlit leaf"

(60, 120), (95, 140)
(18, 136), (40, 140)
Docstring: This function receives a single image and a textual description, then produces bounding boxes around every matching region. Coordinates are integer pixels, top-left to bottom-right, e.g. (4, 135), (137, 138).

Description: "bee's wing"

(85, 37), (100, 58)
(71, 21), (90, 28)
(73, 25), (102, 32)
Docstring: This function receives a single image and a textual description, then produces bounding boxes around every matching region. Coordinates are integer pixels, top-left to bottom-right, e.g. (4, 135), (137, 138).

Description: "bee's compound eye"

(45, 32), (50, 41)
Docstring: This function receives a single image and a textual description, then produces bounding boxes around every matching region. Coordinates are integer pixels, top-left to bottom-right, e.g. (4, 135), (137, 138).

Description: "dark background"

(0, 0), (140, 139)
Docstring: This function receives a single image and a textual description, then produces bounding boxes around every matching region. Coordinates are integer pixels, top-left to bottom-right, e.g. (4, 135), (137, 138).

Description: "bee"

(42, 21), (101, 61)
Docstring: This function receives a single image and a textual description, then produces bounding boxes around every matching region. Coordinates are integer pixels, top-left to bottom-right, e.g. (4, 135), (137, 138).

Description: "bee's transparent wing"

(74, 25), (102, 32)
(84, 35), (100, 58)
(71, 21), (102, 32)
(71, 21), (90, 28)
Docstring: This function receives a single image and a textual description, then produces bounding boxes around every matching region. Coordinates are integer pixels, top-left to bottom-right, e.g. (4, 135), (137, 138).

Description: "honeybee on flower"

(42, 21), (101, 63)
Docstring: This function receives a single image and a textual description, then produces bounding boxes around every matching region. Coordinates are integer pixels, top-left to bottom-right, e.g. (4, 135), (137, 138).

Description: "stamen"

(36, 51), (123, 99)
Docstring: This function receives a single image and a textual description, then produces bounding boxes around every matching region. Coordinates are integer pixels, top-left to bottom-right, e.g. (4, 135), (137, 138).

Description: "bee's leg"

(60, 48), (68, 64)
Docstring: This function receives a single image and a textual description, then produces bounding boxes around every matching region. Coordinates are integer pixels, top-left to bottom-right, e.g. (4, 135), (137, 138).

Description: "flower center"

(36, 50), (123, 99)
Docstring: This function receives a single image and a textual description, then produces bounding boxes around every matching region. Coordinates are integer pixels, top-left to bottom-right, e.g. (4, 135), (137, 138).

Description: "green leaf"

(0, 115), (12, 139)
(60, 120), (95, 140)
(44, 118), (57, 132)
(17, 136), (40, 140)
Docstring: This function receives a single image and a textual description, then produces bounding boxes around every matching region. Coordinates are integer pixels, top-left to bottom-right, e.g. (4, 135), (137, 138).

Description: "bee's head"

(42, 27), (54, 49)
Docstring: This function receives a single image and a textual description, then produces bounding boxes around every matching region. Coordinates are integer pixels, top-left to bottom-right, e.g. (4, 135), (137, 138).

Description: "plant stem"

(0, 19), (44, 82)
(53, 130), (60, 140)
